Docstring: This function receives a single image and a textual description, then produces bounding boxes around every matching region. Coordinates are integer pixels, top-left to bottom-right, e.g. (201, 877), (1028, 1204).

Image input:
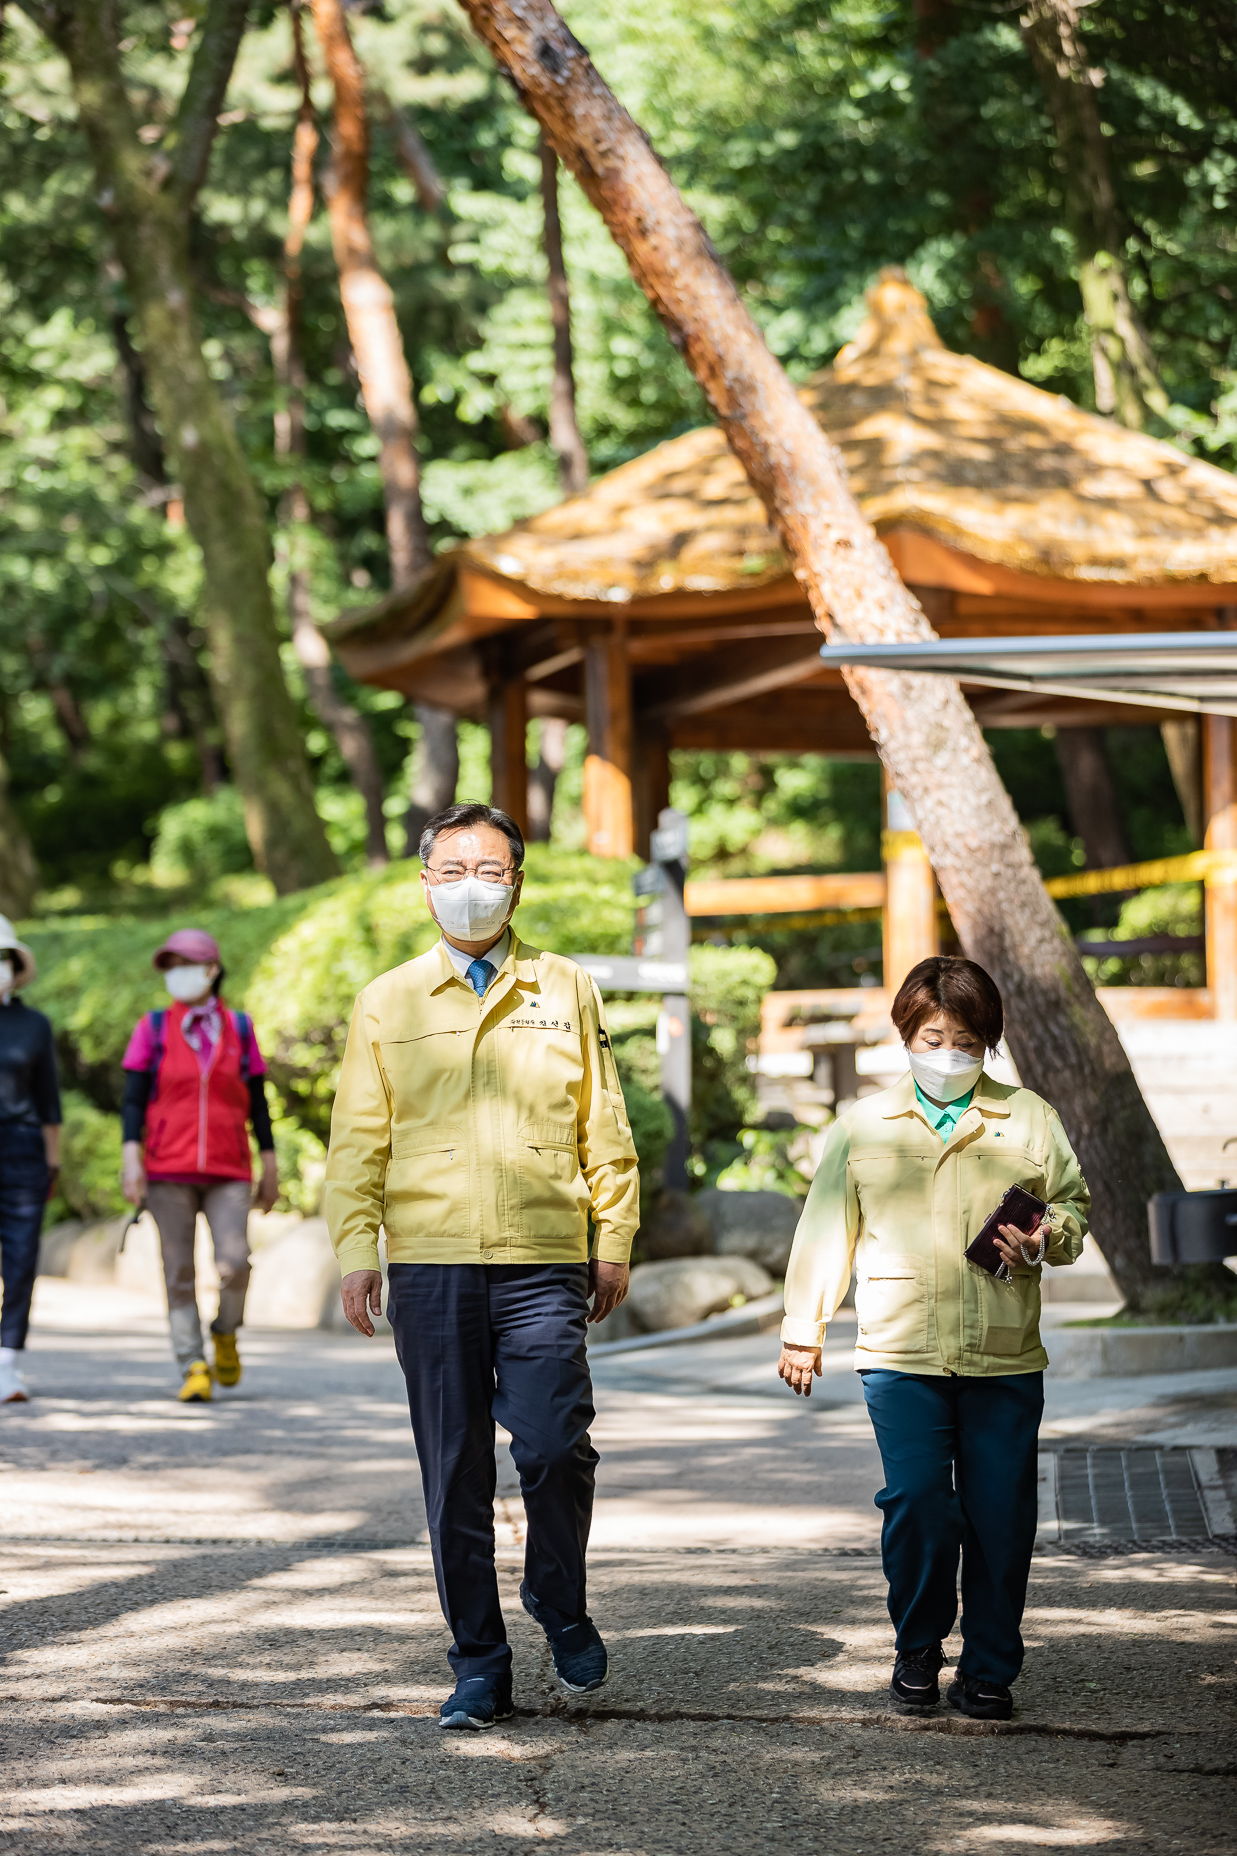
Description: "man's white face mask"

(907, 1045), (983, 1104)
(429, 877), (514, 942)
(165, 964), (214, 1004)
(0, 958), (13, 995)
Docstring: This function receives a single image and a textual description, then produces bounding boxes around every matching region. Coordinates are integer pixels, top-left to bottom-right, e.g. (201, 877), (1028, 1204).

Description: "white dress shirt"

(441, 930), (511, 995)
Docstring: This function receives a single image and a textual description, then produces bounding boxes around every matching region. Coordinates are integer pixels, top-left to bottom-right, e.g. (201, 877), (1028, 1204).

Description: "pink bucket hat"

(152, 927), (223, 971)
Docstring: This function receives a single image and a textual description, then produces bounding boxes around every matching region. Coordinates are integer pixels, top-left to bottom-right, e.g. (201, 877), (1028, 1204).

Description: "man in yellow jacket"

(325, 803), (639, 1731)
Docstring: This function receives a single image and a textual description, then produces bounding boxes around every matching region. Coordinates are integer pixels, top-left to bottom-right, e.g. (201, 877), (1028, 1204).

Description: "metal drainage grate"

(1038, 1446), (1235, 1548)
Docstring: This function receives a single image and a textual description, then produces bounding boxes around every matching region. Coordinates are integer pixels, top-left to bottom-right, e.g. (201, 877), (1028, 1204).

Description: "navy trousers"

(386, 1262), (598, 1681)
(861, 1368), (1043, 1686)
(0, 1124), (48, 1350)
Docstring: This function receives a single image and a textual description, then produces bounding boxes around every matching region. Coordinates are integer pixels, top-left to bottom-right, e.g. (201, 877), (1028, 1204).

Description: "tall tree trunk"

(0, 744), (39, 918)
(539, 134), (589, 495)
(1021, 0), (1172, 431)
(282, 6), (388, 866)
(404, 708), (460, 854)
(1055, 727), (1131, 870)
(21, 0), (338, 895)
(310, 0), (457, 841)
(454, 0), (1216, 1311)
(370, 84), (447, 212)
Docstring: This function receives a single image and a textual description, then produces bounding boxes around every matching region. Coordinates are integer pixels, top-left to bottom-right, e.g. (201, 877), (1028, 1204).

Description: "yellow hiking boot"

(212, 1331), (242, 1388)
(178, 1359), (213, 1403)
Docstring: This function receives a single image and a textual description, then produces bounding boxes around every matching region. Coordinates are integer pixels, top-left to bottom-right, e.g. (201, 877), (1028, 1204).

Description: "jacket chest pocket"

(854, 1253), (928, 1354)
(515, 1120), (587, 1235)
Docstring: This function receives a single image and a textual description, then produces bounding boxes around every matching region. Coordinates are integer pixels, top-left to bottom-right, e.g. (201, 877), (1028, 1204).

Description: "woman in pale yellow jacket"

(779, 955), (1088, 1723)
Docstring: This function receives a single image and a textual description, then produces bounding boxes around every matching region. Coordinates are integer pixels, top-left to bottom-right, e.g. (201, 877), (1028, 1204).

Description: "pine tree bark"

(527, 714), (567, 840)
(539, 134), (589, 495)
(1055, 728), (1131, 872)
(0, 745), (39, 919)
(19, 0), (338, 895)
(310, 0), (430, 587)
(454, 0), (1204, 1310)
(404, 708), (461, 853)
(282, 7), (388, 866)
(1021, 0), (1172, 431)
(310, 0), (458, 842)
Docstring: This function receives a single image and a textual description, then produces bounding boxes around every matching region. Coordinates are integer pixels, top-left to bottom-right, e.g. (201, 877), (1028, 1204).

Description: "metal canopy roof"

(817, 632), (1237, 718)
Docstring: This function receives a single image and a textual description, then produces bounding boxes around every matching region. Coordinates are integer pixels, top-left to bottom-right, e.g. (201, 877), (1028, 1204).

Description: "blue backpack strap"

(231, 1009), (254, 1080)
(146, 1008), (168, 1101)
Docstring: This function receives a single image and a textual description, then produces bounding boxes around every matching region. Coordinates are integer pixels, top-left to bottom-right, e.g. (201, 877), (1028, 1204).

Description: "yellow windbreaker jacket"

(781, 1070), (1089, 1375)
(324, 936), (640, 1274)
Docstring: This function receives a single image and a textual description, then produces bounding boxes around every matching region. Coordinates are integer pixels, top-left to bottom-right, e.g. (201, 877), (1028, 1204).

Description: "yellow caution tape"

(1043, 848), (1237, 900)
(881, 830), (929, 859)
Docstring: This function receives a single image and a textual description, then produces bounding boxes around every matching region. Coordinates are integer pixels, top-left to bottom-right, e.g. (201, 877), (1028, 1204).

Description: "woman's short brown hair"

(891, 956), (1005, 1053)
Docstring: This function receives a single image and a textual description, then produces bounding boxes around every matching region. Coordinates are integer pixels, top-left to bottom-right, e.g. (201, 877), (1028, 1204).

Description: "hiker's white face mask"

(164, 964), (215, 1004)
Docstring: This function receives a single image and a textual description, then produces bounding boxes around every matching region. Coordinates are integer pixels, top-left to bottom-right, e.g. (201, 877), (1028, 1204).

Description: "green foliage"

(707, 1125), (810, 1199)
(689, 943), (776, 1146)
(50, 1089), (125, 1223)
(1080, 883), (1204, 989)
(149, 788), (254, 887)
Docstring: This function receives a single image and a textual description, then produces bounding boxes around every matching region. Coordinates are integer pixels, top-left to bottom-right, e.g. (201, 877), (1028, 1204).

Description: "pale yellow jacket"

(325, 936), (640, 1274)
(781, 1070), (1089, 1375)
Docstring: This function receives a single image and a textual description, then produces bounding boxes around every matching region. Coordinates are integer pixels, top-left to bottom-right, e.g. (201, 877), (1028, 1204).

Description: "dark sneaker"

(890, 1643), (944, 1713)
(520, 1582), (608, 1693)
(947, 1674), (1013, 1721)
(439, 1674), (514, 1731)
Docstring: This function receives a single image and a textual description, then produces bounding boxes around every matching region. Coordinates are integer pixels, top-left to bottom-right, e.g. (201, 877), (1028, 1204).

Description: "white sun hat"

(0, 915), (37, 989)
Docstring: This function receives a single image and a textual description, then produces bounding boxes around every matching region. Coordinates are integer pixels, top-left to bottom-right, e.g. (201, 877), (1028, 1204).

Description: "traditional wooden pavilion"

(326, 270), (1237, 1002)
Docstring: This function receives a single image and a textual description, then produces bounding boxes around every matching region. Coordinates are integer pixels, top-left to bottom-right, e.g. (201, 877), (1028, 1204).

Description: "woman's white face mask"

(164, 964), (214, 1004)
(428, 877), (514, 942)
(907, 1045), (984, 1104)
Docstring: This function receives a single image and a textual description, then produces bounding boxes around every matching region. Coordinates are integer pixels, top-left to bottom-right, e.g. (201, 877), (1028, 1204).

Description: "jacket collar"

(880, 1064), (1013, 1123)
(427, 932), (540, 998)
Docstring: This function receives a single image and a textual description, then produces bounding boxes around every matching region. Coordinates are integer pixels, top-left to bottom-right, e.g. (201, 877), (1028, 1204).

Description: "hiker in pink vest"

(120, 929), (278, 1402)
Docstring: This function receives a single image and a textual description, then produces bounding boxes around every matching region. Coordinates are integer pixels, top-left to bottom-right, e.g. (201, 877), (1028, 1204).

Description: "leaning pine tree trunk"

(454, 0), (1221, 1313)
(539, 133), (589, 495)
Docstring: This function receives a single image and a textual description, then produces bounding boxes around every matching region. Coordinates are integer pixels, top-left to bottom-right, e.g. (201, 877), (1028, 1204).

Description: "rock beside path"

(625, 1255), (773, 1333)
(696, 1187), (802, 1276)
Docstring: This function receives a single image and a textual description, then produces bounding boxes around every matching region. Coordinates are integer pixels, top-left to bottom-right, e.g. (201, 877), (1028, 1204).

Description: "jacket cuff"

(335, 1241), (382, 1277)
(780, 1316), (825, 1348)
(592, 1230), (634, 1265)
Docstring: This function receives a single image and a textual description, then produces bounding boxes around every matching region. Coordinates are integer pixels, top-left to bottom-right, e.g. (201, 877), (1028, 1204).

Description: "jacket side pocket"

(854, 1254), (927, 1354)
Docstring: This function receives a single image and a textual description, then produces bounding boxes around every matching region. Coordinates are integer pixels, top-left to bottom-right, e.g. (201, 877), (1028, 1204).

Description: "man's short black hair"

(419, 803), (526, 871)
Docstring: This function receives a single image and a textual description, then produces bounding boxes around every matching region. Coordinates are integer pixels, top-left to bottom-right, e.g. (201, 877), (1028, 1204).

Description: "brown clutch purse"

(965, 1185), (1047, 1281)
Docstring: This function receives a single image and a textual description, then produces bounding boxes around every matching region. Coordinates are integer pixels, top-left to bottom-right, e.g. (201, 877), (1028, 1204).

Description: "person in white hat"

(0, 917), (60, 1404)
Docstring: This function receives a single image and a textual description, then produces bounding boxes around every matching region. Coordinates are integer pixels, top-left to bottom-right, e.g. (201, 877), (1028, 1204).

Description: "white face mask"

(908, 1045), (984, 1104)
(0, 959), (13, 995)
(165, 964), (214, 1004)
(429, 876), (514, 942)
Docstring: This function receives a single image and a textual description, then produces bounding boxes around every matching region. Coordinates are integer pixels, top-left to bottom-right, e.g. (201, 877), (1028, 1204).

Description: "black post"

(634, 807), (691, 1190)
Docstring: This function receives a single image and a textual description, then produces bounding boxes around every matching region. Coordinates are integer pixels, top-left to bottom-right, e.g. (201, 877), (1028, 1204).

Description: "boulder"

(625, 1256), (773, 1334)
(698, 1187), (803, 1277)
(636, 1188), (714, 1261)
(247, 1218), (349, 1330)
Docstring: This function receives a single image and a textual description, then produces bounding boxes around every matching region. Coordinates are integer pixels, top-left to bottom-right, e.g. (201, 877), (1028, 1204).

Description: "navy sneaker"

(947, 1673), (1013, 1721)
(890, 1643), (944, 1713)
(520, 1582), (609, 1693)
(439, 1674), (514, 1731)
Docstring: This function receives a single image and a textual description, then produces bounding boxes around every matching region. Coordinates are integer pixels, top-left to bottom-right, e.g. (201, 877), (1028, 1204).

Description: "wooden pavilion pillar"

(882, 783), (938, 997)
(583, 622), (634, 858)
(488, 671), (529, 837)
(1203, 712), (1237, 1021)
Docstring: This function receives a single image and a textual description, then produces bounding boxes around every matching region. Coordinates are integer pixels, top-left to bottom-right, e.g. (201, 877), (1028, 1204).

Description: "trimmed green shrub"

(149, 788), (254, 886)
(52, 1089), (125, 1222)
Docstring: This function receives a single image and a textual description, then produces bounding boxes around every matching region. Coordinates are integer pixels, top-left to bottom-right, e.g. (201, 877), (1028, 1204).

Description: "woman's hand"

(254, 1151), (279, 1215)
(779, 1343), (822, 1397)
(121, 1140), (146, 1208)
(994, 1217), (1049, 1273)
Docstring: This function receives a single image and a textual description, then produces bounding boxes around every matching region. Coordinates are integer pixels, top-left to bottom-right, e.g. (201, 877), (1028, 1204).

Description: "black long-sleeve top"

(0, 997), (61, 1130)
(121, 1069), (274, 1151)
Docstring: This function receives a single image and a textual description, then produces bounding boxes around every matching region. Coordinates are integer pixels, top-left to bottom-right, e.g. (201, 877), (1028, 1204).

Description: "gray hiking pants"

(146, 1178), (252, 1369)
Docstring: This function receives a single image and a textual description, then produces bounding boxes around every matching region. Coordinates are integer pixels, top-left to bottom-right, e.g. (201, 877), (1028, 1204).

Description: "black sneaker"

(890, 1643), (944, 1713)
(439, 1674), (514, 1731)
(947, 1673), (1013, 1721)
(520, 1581), (608, 1693)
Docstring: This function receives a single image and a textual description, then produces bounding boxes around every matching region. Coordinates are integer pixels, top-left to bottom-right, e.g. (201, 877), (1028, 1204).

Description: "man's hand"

(121, 1141), (146, 1208)
(588, 1258), (629, 1325)
(254, 1151), (279, 1215)
(778, 1343), (822, 1397)
(341, 1269), (384, 1336)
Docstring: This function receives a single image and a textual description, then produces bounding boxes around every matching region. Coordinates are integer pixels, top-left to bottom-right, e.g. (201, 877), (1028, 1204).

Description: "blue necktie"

(465, 958), (493, 998)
